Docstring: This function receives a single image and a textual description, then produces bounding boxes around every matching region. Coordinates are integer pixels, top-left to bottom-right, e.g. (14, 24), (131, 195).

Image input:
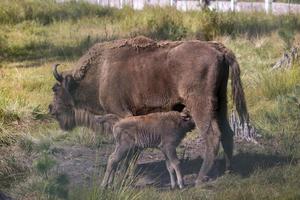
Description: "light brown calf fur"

(49, 36), (249, 183)
(95, 110), (195, 188)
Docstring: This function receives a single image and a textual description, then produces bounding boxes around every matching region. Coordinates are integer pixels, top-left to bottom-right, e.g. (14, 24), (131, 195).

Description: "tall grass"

(1, 1), (300, 61)
(1, 1), (299, 149)
(0, 0), (119, 25)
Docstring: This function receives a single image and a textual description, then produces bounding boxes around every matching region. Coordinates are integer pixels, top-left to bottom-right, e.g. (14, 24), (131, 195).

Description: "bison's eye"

(52, 83), (61, 92)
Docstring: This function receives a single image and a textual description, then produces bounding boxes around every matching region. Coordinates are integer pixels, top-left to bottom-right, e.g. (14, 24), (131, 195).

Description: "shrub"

(0, 34), (8, 58)
(44, 174), (69, 199)
(197, 10), (220, 40)
(278, 16), (299, 49)
(33, 153), (56, 178)
(260, 68), (300, 100)
(146, 14), (187, 40)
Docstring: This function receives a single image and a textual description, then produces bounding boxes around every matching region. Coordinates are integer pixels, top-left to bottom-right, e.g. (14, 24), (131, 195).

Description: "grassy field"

(0, 1), (300, 199)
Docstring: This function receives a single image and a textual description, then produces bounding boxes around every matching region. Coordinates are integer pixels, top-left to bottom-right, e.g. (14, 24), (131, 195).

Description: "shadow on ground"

(133, 152), (295, 188)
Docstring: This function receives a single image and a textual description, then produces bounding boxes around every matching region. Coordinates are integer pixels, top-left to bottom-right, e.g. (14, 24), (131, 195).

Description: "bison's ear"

(63, 75), (78, 93)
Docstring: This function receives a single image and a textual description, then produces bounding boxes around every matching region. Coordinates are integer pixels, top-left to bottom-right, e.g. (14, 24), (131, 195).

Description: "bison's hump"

(72, 36), (183, 80)
(111, 35), (181, 50)
(116, 36), (156, 49)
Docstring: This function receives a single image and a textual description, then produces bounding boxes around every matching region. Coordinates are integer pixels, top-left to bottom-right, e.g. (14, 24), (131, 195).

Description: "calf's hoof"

(170, 184), (176, 190)
(101, 182), (109, 188)
(170, 184), (184, 190)
(178, 184), (185, 189)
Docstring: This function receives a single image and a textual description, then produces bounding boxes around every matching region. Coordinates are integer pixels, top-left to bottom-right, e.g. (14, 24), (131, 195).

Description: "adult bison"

(49, 36), (249, 184)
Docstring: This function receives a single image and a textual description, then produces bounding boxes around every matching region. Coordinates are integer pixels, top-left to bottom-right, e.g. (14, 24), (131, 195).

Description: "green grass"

(0, 1), (300, 199)
(1, 1), (300, 61)
(64, 163), (300, 200)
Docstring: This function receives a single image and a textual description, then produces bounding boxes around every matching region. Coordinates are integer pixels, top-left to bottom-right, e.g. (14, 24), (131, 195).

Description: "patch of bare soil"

(0, 145), (34, 190)
(50, 135), (206, 189)
(50, 134), (295, 189)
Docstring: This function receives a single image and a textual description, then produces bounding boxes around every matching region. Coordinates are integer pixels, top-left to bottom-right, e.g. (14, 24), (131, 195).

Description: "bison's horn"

(53, 64), (63, 82)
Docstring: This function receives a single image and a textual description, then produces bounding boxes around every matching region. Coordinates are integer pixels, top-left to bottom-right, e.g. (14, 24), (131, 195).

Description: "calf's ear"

(180, 112), (191, 121)
(94, 115), (106, 124)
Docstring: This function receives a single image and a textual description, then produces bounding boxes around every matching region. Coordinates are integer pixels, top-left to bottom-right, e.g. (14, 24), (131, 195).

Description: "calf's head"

(49, 64), (78, 131)
(94, 114), (120, 134)
(179, 108), (196, 131)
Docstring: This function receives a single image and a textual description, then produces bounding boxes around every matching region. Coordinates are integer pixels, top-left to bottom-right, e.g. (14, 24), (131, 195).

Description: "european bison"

(49, 36), (249, 184)
(95, 109), (195, 188)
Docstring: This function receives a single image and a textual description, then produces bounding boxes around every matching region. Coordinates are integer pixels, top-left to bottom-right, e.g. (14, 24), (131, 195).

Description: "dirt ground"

(48, 133), (294, 189)
(52, 135), (205, 189)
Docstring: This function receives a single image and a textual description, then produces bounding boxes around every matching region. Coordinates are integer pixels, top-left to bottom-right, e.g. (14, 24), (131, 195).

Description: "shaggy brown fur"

(95, 110), (195, 189)
(49, 83), (104, 132)
(49, 36), (249, 183)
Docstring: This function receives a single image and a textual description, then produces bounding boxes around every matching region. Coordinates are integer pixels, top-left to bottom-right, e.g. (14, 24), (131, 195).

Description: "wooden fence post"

(265, 0), (272, 13)
(231, 0), (237, 11)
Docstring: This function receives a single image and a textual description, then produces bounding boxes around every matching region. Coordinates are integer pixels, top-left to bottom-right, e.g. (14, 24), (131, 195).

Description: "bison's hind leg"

(219, 106), (234, 172)
(217, 67), (234, 172)
(197, 118), (221, 183)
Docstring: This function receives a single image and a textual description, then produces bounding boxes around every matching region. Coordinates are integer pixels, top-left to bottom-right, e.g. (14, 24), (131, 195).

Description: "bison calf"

(95, 110), (195, 189)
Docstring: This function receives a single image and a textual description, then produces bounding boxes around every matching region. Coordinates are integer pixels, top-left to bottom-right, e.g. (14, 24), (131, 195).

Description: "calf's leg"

(163, 155), (176, 189)
(162, 146), (184, 189)
(122, 148), (140, 172)
(101, 144), (129, 187)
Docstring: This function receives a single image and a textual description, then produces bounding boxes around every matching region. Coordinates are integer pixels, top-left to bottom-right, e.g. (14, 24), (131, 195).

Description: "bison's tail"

(225, 50), (249, 127)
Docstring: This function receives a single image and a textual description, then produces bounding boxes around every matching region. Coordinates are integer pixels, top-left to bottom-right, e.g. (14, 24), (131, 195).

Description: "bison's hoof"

(225, 169), (233, 174)
(170, 185), (176, 190)
(195, 176), (210, 186)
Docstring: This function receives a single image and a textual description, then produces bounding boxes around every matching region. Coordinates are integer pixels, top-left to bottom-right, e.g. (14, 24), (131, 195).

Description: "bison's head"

(49, 64), (78, 131)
